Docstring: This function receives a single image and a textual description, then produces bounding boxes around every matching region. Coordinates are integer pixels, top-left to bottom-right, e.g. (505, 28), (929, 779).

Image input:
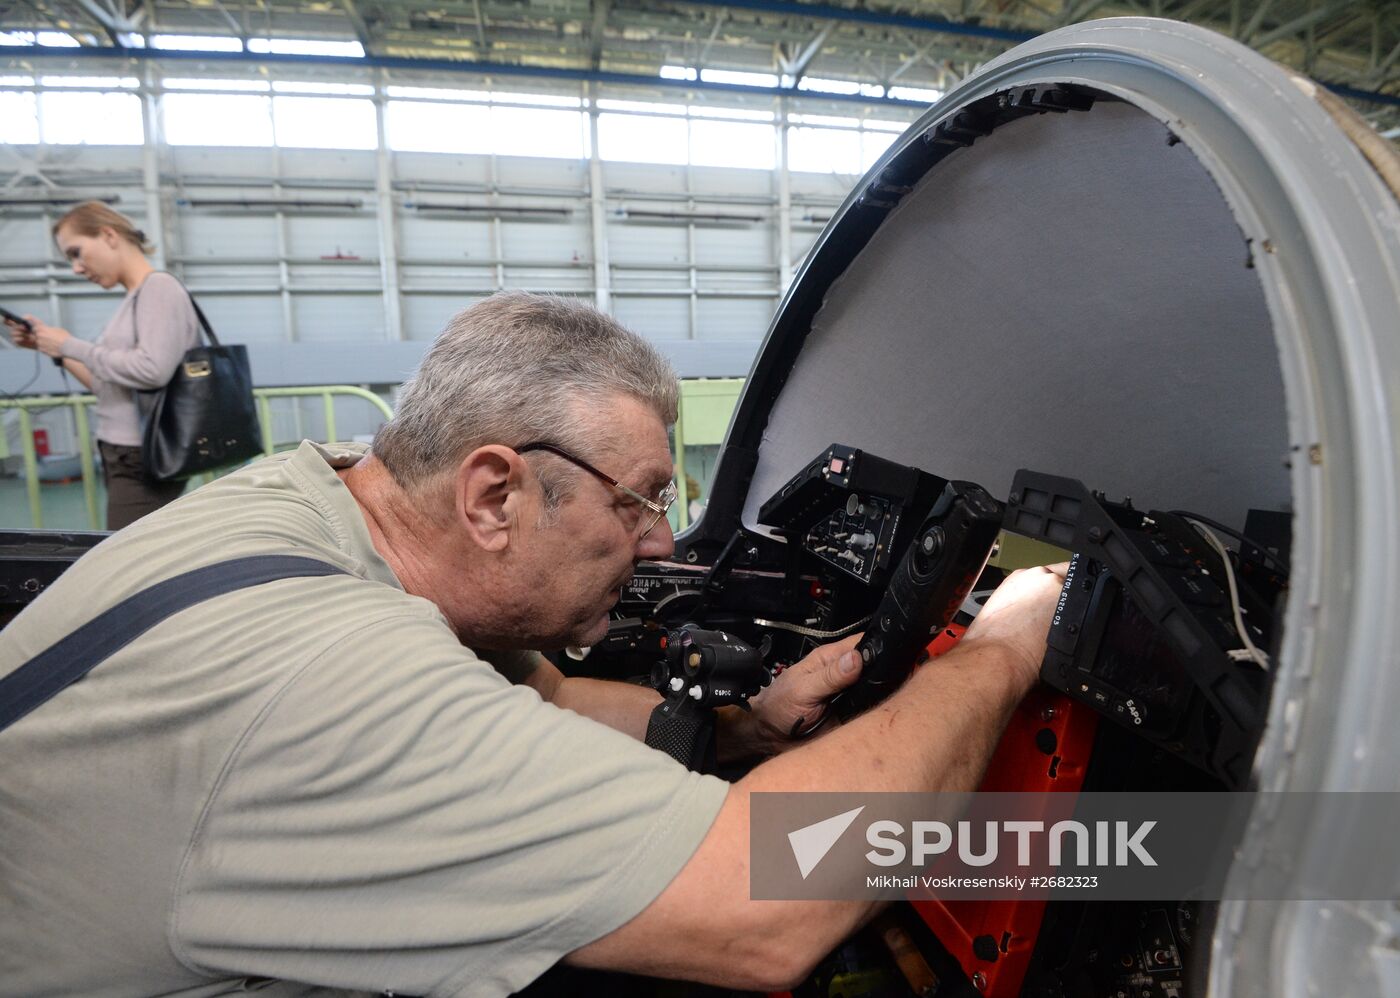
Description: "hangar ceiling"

(3, 0), (1399, 131)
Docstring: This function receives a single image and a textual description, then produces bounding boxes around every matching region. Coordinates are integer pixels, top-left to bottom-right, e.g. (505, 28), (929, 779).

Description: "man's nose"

(637, 515), (676, 560)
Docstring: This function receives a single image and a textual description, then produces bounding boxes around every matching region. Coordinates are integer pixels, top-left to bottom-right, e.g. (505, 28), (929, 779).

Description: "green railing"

(0, 386), (393, 530)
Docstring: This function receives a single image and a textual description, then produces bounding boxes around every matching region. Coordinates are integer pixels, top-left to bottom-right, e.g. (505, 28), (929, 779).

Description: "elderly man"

(0, 292), (1063, 997)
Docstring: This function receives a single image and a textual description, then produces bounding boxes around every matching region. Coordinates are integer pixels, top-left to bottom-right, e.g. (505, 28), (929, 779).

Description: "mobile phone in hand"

(0, 306), (34, 333)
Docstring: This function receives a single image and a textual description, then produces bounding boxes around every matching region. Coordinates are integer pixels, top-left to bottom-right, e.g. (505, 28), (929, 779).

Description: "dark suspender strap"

(0, 555), (347, 732)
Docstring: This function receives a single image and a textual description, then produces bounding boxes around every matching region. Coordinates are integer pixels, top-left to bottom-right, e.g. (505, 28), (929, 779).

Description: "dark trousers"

(98, 440), (186, 531)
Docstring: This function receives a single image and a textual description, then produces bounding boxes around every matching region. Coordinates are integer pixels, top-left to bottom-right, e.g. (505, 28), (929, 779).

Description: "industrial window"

(272, 96), (377, 149)
(385, 100), (493, 153)
(888, 85), (942, 105)
(247, 37), (365, 58)
(39, 75), (138, 89)
(598, 112), (688, 165)
(164, 93), (273, 146)
(0, 91), (39, 143)
(151, 34), (243, 52)
(788, 126), (862, 174)
(795, 76), (886, 98)
(272, 81), (375, 96)
(38, 91), (143, 144)
(163, 78), (270, 92)
(690, 105), (774, 121)
(790, 112), (858, 128)
(0, 30), (79, 46)
(385, 85), (490, 102)
(690, 119), (776, 170)
(699, 68), (779, 88)
(861, 131), (898, 170)
(490, 106), (586, 158)
(492, 91), (582, 108)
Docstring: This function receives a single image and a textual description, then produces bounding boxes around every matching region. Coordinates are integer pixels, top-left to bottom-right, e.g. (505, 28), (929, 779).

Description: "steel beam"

(673, 0), (1034, 44)
(1253, 3), (1352, 51)
(339, 0), (374, 56)
(3, 33), (1397, 111)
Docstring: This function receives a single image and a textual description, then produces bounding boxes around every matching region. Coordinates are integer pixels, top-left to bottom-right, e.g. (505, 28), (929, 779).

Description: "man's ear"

(454, 445), (527, 552)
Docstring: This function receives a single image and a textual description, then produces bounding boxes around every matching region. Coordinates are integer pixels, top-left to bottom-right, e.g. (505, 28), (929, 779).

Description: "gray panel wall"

(2, 79), (923, 396)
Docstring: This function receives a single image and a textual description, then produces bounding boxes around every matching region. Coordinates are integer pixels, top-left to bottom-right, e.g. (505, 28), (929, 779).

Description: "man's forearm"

(550, 676), (661, 740)
(568, 634), (1037, 988)
(742, 632), (1033, 793)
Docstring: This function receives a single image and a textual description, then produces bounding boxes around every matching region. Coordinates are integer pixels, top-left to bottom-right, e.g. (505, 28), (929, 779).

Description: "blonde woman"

(4, 202), (198, 529)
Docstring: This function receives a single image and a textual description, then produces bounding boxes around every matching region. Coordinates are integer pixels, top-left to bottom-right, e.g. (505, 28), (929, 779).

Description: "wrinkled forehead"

(577, 394), (674, 488)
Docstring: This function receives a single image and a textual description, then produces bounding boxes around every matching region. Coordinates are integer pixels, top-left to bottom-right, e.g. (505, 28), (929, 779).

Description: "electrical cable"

(752, 613), (871, 640)
(0, 348), (43, 403)
(1168, 509), (1290, 574)
(1184, 518), (1270, 671)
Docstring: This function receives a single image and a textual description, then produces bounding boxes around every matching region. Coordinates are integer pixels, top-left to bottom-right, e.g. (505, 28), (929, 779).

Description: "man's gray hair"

(373, 292), (678, 497)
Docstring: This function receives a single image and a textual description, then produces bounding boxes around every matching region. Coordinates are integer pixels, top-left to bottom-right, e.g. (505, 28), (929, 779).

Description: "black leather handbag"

(139, 285), (263, 482)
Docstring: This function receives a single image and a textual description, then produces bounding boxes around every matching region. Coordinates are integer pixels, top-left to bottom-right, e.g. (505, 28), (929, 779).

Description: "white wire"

(1185, 518), (1270, 671)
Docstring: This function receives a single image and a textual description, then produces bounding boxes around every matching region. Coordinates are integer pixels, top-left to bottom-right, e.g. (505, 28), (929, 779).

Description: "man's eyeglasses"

(517, 442), (678, 539)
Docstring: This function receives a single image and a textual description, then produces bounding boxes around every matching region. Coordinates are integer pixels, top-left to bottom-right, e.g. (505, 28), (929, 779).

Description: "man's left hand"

(719, 633), (863, 761)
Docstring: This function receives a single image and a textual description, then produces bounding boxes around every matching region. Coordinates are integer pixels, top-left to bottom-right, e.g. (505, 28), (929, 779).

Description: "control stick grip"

(645, 698), (714, 771)
(837, 481), (1004, 718)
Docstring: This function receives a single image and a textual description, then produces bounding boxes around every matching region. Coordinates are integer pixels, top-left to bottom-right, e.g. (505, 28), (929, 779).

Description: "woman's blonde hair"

(52, 201), (154, 255)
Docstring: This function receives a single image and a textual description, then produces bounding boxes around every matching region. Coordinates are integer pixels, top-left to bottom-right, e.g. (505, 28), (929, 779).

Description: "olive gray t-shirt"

(0, 441), (729, 997)
(59, 270), (199, 446)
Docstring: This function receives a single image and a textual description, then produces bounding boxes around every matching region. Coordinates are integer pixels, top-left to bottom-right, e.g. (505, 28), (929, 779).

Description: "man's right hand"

(959, 563), (1069, 691)
(569, 560), (1070, 991)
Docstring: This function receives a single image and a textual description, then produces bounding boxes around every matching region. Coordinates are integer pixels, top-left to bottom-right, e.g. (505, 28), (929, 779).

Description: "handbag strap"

(0, 555), (347, 733)
(131, 272), (220, 349)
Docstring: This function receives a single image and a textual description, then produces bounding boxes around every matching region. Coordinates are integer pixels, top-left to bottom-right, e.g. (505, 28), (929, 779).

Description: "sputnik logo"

(788, 806), (865, 879)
